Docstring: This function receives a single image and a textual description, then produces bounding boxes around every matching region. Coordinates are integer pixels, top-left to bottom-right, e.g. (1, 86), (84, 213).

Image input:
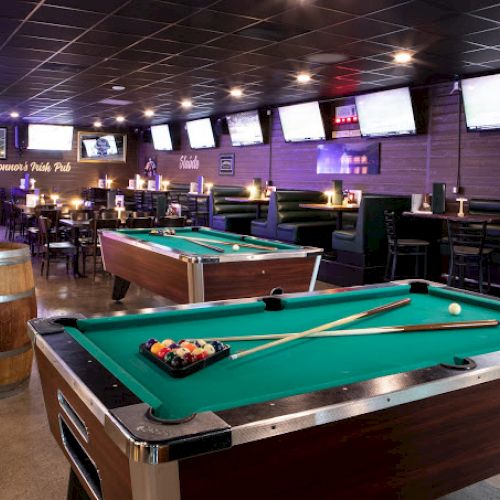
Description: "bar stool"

(447, 219), (492, 293)
(384, 211), (430, 280)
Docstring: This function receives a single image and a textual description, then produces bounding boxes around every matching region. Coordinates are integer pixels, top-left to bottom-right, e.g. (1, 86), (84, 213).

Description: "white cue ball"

(448, 303), (462, 315)
(232, 244), (240, 251)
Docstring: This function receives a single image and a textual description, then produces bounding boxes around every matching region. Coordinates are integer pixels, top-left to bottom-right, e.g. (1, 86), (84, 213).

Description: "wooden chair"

(26, 208), (60, 255)
(4, 202), (23, 241)
(80, 218), (121, 278)
(384, 211), (430, 280)
(447, 219), (493, 293)
(98, 208), (118, 220)
(38, 216), (76, 278)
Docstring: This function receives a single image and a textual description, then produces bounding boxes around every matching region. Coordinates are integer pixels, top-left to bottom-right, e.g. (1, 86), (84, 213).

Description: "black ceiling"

(1, 0), (500, 126)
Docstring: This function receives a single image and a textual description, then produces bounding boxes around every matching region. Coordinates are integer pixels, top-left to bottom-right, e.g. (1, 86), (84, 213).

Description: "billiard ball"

(210, 340), (225, 352)
(194, 339), (207, 348)
(161, 338), (174, 347)
(157, 347), (170, 359)
(180, 341), (197, 352)
(169, 355), (184, 368)
(150, 342), (164, 355)
(165, 351), (177, 364)
(232, 244), (240, 251)
(145, 338), (157, 350)
(192, 347), (207, 361)
(203, 344), (215, 356)
(449, 303), (462, 315)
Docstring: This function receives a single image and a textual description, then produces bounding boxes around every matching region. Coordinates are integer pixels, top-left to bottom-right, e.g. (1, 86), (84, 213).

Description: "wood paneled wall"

(141, 83), (500, 200)
(0, 126), (138, 198)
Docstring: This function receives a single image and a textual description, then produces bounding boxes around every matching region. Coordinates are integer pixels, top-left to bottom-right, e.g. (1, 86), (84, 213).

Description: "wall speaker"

(432, 183), (446, 214)
(14, 125), (28, 149)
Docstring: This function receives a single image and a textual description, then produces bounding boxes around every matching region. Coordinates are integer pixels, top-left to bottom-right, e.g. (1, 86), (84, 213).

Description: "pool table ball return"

(29, 281), (500, 500)
(99, 227), (323, 303)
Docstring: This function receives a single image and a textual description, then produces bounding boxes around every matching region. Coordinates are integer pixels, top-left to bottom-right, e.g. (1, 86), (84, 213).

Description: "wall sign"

(0, 128), (6, 160)
(0, 161), (73, 173)
(219, 153), (235, 176)
(179, 155), (200, 170)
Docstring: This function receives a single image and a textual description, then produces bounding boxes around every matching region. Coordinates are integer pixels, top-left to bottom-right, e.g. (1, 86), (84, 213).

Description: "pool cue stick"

(162, 234), (225, 253)
(179, 235), (278, 251)
(229, 298), (411, 360)
(206, 319), (499, 342)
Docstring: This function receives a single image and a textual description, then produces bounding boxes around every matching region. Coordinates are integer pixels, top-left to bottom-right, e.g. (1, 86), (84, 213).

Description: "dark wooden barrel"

(0, 242), (37, 396)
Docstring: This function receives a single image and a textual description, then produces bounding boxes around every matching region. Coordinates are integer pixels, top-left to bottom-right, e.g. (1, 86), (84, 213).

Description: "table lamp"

(324, 190), (333, 206)
(456, 197), (468, 217)
(205, 183), (213, 195)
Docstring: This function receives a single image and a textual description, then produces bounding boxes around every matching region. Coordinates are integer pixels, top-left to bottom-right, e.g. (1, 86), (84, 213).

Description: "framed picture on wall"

(316, 142), (380, 175)
(77, 131), (127, 163)
(219, 153), (235, 176)
(0, 128), (6, 159)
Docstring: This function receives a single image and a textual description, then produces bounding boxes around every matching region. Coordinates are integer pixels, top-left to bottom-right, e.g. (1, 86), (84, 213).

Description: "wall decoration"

(219, 153), (235, 176)
(0, 128), (6, 159)
(179, 155), (200, 170)
(0, 161), (72, 173)
(144, 156), (157, 177)
(316, 142), (380, 175)
(77, 131), (127, 163)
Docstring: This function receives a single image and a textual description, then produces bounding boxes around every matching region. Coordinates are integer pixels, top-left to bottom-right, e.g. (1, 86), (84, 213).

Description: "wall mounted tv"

(462, 74), (500, 131)
(186, 118), (216, 149)
(151, 124), (173, 151)
(77, 131), (127, 163)
(278, 101), (325, 142)
(226, 110), (264, 146)
(27, 124), (74, 151)
(355, 87), (416, 138)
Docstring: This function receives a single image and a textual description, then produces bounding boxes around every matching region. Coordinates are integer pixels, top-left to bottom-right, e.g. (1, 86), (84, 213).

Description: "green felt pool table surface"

(67, 284), (500, 420)
(117, 227), (299, 255)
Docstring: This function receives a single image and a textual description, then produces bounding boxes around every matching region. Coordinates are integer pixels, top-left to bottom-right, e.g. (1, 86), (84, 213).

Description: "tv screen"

(186, 118), (215, 149)
(355, 87), (416, 137)
(82, 135), (118, 158)
(278, 102), (325, 142)
(28, 124), (74, 150)
(77, 131), (127, 162)
(226, 110), (264, 146)
(151, 124), (173, 151)
(462, 74), (500, 131)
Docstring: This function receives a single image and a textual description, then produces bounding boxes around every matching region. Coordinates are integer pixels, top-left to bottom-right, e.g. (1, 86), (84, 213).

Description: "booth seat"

(323, 196), (411, 286)
(209, 186), (262, 234)
(251, 190), (337, 249)
(469, 199), (500, 242)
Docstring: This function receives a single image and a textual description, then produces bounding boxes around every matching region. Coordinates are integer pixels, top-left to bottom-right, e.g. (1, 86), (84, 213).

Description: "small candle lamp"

(115, 205), (124, 220)
(205, 183), (213, 195)
(50, 194), (58, 204)
(105, 178), (113, 189)
(324, 190), (333, 206)
(456, 197), (468, 217)
(247, 185), (257, 200)
(162, 180), (170, 191)
(73, 198), (83, 210)
(30, 178), (36, 190)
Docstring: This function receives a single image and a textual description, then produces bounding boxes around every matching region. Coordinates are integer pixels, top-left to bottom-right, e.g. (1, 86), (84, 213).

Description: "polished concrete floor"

(1, 244), (500, 499)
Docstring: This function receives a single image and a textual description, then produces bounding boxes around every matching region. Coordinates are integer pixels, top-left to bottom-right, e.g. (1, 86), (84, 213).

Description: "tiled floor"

(1, 242), (500, 499)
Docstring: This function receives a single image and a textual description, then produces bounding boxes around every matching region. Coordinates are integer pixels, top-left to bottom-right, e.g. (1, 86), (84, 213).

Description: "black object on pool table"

(140, 341), (230, 378)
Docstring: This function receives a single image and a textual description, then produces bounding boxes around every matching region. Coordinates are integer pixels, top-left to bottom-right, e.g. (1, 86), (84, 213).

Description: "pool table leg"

(129, 461), (181, 500)
(112, 276), (131, 302)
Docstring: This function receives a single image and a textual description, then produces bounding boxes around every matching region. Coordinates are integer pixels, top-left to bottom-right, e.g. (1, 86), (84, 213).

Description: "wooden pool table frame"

(29, 280), (500, 500)
(99, 227), (323, 303)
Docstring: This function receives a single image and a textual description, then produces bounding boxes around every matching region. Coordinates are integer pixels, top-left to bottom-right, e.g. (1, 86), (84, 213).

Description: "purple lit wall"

(142, 82), (500, 199)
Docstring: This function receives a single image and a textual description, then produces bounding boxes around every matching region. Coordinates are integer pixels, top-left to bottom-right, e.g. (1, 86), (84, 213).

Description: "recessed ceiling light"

(112, 85), (126, 91)
(144, 109), (155, 117)
(297, 72), (311, 84)
(230, 87), (243, 98)
(181, 99), (193, 109)
(93, 120), (102, 128)
(10, 111), (19, 118)
(116, 116), (125, 123)
(394, 51), (412, 64)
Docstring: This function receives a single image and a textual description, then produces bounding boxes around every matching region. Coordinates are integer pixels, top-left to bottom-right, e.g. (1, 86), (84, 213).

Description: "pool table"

(30, 281), (500, 500)
(99, 227), (322, 303)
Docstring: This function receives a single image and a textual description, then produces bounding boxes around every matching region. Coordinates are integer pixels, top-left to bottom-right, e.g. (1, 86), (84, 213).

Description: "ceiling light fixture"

(116, 116), (125, 123)
(10, 111), (19, 118)
(296, 72), (311, 84)
(112, 85), (126, 91)
(181, 99), (193, 109)
(144, 109), (155, 117)
(394, 51), (412, 64)
(93, 120), (102, 128)
(230, 87), (243, 98)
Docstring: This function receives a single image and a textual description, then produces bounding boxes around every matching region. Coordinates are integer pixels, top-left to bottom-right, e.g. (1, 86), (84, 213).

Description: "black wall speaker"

(14, 125), (28, 149)
(332, 180), (343, 205)
(432, 182), (446, 214)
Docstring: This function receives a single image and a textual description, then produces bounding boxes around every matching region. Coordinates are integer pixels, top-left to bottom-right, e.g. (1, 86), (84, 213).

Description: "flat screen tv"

(77, 131), (127, 163)
(186, 118), (216, 149)
(462, 74), (500, 131)
(278, 102), (325, 142)
(355, 87), (416, 137)
(151, 124), (173, 151)
(27, 124), (74, 150)
(226, 110), (264, 146)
